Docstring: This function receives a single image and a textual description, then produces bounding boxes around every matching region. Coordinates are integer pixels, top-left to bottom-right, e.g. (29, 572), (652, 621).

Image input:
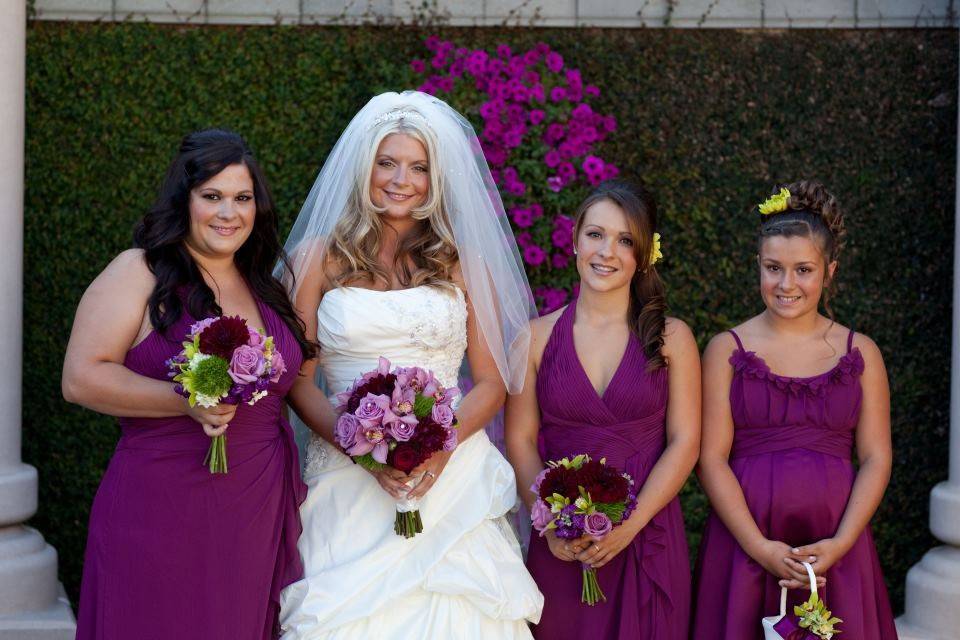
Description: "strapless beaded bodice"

(316, 285), (468, 392)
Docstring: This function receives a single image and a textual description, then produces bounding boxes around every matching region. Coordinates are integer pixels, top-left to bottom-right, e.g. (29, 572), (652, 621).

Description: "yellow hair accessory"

(650, 232), (662, 266)
(758, 187), (791, 215)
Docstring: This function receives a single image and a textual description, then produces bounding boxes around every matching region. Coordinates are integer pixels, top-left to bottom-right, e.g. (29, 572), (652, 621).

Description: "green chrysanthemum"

(192, 355), (232, 397)
(758, 187), (791, 215)
(176, 354), (232, 407)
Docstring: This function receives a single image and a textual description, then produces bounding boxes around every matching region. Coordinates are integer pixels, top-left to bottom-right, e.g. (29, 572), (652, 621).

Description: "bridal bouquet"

(530, 454), (638, 605)
(334, 357), (459, 538)
(167, 316), (286, 474)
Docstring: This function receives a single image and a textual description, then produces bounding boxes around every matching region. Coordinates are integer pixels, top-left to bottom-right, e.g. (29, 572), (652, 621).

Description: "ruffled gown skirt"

(279, 430), (543, 639)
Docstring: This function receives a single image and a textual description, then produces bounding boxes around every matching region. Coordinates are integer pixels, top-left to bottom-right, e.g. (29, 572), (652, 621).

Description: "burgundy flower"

(539, 467), (580, 503)
(199, 316), (250, 360)
(390, 443), (422, 473)
(346, 373), (397, 413)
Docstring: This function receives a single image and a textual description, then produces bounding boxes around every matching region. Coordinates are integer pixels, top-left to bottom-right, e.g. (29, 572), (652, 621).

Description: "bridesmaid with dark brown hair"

(506, 180), (700, 639)
(63, 129), (314, 639)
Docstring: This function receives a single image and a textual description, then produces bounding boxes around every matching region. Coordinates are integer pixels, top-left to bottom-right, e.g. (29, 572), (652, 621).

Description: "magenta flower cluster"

(410, 37), (620, 313)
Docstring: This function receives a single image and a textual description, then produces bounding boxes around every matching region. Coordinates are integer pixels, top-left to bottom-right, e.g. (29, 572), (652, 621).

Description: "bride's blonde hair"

(328, 112), (459, 289)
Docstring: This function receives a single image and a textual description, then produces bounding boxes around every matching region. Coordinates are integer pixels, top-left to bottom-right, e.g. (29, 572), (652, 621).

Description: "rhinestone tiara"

(369, 109), (427, 130)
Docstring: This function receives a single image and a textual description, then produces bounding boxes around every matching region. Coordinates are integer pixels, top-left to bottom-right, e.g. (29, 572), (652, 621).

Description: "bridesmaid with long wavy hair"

(63, 129), (314, 639)
(691, 180), (897, 639)
(506, 180), (700, 639)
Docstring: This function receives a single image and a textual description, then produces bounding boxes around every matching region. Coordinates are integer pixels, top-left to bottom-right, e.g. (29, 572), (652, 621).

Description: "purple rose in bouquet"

(228, 345), (266, 384)
(335, 414), (361, 449)
(269, 350), (286, 383)
(530, 499), (553, 530)
(355, 394), (388, 424)
(583, 512), (612, 537)
(431, 403), (455, 428)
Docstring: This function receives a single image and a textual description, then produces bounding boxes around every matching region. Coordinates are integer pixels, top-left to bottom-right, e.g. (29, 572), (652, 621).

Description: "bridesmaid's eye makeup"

(199, 190), (253, 202)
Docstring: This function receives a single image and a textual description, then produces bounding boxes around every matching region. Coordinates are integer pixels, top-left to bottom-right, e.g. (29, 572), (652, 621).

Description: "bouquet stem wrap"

(395, 472), (425, 538)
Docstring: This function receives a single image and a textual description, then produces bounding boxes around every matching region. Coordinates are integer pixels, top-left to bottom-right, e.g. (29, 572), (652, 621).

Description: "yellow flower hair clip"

(758, 187), (791, 215)
(650, 232), (663, 266)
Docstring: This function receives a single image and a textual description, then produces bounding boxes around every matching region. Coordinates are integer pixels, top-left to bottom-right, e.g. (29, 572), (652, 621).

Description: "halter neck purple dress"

(691, 329), (897, 640)
(525, 302), (691, 640)
(75, 296), (306, 640)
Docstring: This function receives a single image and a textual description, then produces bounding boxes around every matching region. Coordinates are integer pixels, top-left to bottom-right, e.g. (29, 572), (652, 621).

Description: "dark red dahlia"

(539, 467), (575, 503)
(346, 373), (398, 413)
(410, 416), (446, 453)
(198, 315), (249, 360)
(575, 459), (606, 484)
(587, 469), (629, 503)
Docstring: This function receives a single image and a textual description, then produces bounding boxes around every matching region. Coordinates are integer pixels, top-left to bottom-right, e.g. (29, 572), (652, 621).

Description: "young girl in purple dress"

(692, 180), (898, 639)
(506, 181), (700, 639)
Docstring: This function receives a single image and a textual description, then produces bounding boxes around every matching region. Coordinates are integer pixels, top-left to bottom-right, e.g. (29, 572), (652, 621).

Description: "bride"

(278, 91), (544, 638)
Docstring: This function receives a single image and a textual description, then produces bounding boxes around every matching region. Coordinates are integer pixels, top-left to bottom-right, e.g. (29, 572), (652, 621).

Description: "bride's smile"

(371, 133), (429, 221)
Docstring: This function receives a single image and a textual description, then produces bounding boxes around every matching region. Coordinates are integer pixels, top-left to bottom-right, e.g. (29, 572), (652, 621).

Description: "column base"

(930, 480), (960, 546)
(0, 583), (75, 640)
(896, 545), (960, 638)
(0, 526), (60, 614)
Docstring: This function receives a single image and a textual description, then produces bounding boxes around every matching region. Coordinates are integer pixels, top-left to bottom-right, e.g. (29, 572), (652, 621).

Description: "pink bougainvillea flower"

(523, 244), (547, 267)
(410, 36), (620, 311)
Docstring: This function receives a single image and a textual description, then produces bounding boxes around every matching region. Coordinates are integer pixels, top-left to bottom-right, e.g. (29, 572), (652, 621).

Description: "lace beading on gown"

(303, 285), (467, 474)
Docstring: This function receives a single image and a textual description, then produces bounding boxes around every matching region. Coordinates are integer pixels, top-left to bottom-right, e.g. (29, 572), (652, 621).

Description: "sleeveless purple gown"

(75, 296), (306, 640)
(526, 302), (691, 640)
(691, 329), (897, 640)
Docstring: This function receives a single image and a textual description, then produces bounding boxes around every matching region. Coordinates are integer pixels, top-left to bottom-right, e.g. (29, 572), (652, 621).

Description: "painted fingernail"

(792, 548), (800, 553)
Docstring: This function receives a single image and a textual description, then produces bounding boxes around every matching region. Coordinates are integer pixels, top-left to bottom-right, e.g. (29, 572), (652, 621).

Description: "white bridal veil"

(276, 90), (537, 395)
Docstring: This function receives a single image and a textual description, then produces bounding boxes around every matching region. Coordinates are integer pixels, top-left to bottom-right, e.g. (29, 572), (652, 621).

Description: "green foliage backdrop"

(24, 22), (956, 611)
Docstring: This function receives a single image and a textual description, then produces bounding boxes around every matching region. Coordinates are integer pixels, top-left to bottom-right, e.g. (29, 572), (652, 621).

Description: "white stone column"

(896, 37), (960, 640)
(0, 1), (75, 637)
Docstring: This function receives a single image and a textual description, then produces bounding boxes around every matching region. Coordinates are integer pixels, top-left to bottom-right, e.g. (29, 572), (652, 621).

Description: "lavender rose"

(228, 344), (267, 384)
(268, 351), (286, 383)
(531, 500), (554, 532)
(442, 426), (458, 451)
(583, 512), (612, 538)
(431, 403), (455, 428)
(335, 413), (361, 448)
(355, 393), (387, 424)
(247, 327), (264, 347)
(387, 417), (417, 442)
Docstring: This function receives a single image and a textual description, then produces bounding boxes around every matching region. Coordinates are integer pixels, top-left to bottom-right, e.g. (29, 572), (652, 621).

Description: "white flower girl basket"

(762, 561), (818, 640)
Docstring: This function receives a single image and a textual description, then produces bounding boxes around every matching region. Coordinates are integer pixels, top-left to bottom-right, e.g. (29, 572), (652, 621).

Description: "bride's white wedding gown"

(279, 285), (543, 639)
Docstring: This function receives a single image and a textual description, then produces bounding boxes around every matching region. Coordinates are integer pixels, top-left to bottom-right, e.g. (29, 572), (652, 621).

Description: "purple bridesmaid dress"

(691, 329), (897, 640)
(75, 295), (306, 640)
(526, 302), (691, 640)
